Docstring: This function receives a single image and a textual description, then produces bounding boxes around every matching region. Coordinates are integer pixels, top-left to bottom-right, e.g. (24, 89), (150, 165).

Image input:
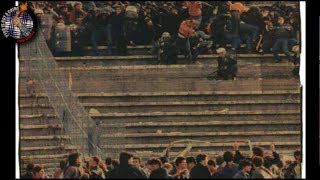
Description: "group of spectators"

(30, 1), (300, 63)
(21, 143), (301, 179)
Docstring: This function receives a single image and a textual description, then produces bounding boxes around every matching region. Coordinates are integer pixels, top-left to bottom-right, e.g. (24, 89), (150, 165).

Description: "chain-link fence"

(19, 30), (104, 158)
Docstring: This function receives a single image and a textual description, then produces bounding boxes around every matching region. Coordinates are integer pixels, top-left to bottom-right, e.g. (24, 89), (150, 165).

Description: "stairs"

(19, 45), (301, 177)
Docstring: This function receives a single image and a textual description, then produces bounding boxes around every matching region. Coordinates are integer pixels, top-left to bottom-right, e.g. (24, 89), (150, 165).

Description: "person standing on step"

(271, 16), (294, 63)
(176, 19), (199, 63)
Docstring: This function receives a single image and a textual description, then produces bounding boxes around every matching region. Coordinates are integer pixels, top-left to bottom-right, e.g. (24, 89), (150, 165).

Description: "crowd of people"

(29, 1), (300, 63)
(21, 143), (301, 179)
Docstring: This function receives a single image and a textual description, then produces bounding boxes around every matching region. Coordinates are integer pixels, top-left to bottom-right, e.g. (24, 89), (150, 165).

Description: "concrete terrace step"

(21, 114), (299, 126)
(20, 145), (77, 156)
(21, 145), (76, 151)
(99, 120), (300, 133)
(19, 53), (286, 61)
(20, 114), (57, 119)
(101, 131), (300, 138)
(82, 99), (300, 106)
(20, 99), (300, 108)
(19, 135), (86, 146)
(20, 78), (300, 94)
(20, 124), (64, 136)
(90, 110), (300, 118)
(20, 124), (62, 129)
(102, 120), (300, 128)
(102, 141), (301, 150)
(19, 62), (296, 79)
(99, 131), (300, 144)
(20, 135), (69, 140)
(19, 99), (300, 115)
(21, 153), (69, 161)
(19, 89), (301, 98)
(19, 53), (294, 66)
(19, 90), (301, 104)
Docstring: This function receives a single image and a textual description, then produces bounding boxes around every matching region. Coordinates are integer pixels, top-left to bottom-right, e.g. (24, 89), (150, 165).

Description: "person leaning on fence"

(211, 47), (237, 80)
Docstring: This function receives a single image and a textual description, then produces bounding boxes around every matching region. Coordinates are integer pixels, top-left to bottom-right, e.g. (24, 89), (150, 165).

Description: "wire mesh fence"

(19, 29), (106, 159)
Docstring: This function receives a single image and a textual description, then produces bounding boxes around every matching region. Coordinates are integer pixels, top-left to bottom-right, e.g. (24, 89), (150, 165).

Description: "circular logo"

(1, 3), (37, 43)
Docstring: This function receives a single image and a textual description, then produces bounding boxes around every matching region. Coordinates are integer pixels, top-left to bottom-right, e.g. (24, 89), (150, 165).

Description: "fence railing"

(19, 30), (105, 158)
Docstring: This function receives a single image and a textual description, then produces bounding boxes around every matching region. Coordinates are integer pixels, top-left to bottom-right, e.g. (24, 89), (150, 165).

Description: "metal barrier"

(19, 30), (105, 158)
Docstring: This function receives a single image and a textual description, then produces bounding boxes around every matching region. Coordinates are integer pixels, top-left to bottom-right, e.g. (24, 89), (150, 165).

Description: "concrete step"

(101, 130), (300, 138)
(20, 124), (63, 136)
(99, 130), (300, 145)
(19, 78), (300, 94)
(99, 120), (300, 133)
(84, 101), (299, 114)
(19, 62), (297, 80)
(19, 99), (300, 115)
(19, 54), (295, 67)
(19, 117), (61, 125)
(20, 145), (76, 156)
(93, 111), (300, 125)
(20, 135), (70, 147)
(21, 153), (69, 162)
(102, 141), (300, 150)
(19, 90), (300, 105)
(91, 110), (299, 118)
(20, 113), (299, 126)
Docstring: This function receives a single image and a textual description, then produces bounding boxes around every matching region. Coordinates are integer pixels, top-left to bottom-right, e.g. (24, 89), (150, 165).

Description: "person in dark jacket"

(233, 159), (252, 179)
(158, 32), (178, 64)
(214, 47), (237, 80)
(105, 160), (120, 178)
(111, 6), (127, 55)
(211, 14), (230, 48)
(109, 152), (147, 179)
(87, 10), (113, 55)
(218, 151), (239, 178)
(148, 158), (171, 179)
(186, 157), (196, 172)
(189, 154), (211, 179)
(229, 7), (241, 51)
(21, 163), (35, 179)
(271, 16), (294, 62)
(284, 150), (301, 179)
